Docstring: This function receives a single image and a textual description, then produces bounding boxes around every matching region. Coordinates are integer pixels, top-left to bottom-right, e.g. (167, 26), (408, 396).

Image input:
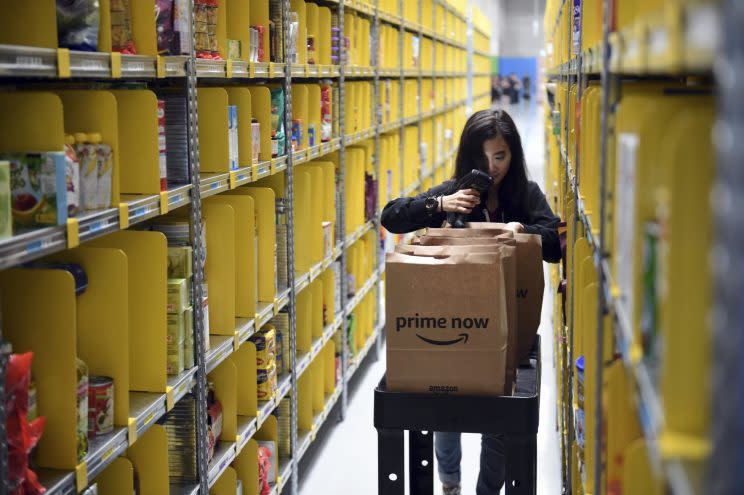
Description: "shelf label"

(16, 55), (44, 69)
(88, 220), (104, 235)
(134, 206), (146, 218)
(142, 411), (156, 428)
(128, 61), (146, 72)
(101, 446), (116, 463)
(25, 240), (43, 255)
(80, 58), (107, 72)
(210, 182), (219, 190)
(169, 193), (182, 205)
(57, 48), (71, 77)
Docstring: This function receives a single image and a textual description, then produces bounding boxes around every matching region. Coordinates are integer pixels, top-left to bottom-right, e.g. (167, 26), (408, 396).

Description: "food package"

(251, 119), (261, 162)
(74, 133), (98, 212)
(270, 88), (286, 157)
(111, 0), (137, 54)
(0, 161), (11, 239)
(63, 135), (81, 217)
(227, 39), (241, 60)
(228, 105), (239, 170)
(320, 85), (332, 142)
(95, 140), (113, 209)
(5, 152), (68, 228)
(76, 358), (89, 461)
(249, 327), (276, 368)
(57, 0), (100, 52)
(167, 312), (187, 346)
(167, 342), (185, 375)
(168, 246), (193, 279)
(256, 363), (277, 400)
(168, 278), (189, 314)
(156, 0), (175, 54)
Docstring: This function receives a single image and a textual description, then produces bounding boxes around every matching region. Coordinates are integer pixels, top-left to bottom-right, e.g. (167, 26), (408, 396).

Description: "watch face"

(425, 196), (437, 210)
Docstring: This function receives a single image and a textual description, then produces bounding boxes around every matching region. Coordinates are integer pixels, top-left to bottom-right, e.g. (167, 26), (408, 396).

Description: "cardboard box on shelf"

(384, 251), (508, 396)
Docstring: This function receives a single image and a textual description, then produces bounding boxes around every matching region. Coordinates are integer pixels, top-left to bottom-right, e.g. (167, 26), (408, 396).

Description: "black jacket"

(381, 180), (562, 263)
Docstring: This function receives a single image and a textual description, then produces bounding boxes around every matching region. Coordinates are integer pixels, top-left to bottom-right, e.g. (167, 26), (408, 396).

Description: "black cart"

(374, 336), (541, 495)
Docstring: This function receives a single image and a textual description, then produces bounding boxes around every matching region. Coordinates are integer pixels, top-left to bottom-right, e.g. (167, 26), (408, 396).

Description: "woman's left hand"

(505, 222), (524, 233)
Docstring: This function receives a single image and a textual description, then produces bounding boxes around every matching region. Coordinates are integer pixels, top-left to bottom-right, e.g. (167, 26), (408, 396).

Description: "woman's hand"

(442, 189), (481, 214)
(505, 222), (524, 233)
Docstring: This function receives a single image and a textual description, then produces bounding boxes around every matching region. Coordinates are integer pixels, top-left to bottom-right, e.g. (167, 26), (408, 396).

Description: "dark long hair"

(452, 109), (529, 219)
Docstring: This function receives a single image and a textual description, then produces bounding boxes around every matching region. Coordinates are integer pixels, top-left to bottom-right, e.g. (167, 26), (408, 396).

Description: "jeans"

(435, 432), (505, 494)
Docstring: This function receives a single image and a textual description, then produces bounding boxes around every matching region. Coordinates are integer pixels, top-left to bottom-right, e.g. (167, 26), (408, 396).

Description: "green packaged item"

(76, 358), (89, 462)
(227, 39), (242, 60)
(0, 161), (11, 239)
(168, 278), (189, 314)
(168, 246), (193, 279)
(270, 88), (286, 156)
(167, 345), (185, 375)
(167, 312), (186, 346)
(6, 152), (68, 228)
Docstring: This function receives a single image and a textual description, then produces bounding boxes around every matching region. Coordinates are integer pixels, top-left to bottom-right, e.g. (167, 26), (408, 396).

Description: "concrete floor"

(298, 101), (562, 495)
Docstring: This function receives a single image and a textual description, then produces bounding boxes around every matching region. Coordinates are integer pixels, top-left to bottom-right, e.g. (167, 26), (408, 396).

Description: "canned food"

(88, 376), (114, 436)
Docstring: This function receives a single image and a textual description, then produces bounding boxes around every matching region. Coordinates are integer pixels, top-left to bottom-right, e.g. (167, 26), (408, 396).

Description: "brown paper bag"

(418, 231), (544, 360)
(385, 251), (509, 395)
(400, 243), (519, 393)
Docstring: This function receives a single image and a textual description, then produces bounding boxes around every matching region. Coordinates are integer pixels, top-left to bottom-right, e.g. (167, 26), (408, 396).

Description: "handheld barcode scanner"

(446, 169), (493, 228)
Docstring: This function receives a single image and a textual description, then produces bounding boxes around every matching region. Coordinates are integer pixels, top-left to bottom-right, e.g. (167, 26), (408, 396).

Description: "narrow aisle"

(299, 102), (561, 494)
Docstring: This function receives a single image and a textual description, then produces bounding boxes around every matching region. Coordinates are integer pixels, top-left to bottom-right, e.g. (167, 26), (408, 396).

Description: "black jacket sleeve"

(380, 182), (454, 234)
(522, 182), (562, 263)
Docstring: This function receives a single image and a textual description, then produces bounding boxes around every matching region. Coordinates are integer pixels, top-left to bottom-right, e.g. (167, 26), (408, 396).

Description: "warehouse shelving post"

(185, 0), (211, 490)
(709, 0), (744, 492)
(398, 0), (405, 211)
(465, 3), (473, 115)
(282, 0), (299, 493)
(593, 0), (612, 492)
(338, 0), (349, 419)
(564, 0), (576, 492)
(372, 0), (384, 360)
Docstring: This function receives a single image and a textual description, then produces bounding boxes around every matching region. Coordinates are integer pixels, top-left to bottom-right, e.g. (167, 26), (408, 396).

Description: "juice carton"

(5, 152), (68, 228)
(74, 133), (99, 211)
(0, 161), (11, 239)
(228, 105), (239, 170)
(95, 139), (113, 209)
(63, 135), (81, 216)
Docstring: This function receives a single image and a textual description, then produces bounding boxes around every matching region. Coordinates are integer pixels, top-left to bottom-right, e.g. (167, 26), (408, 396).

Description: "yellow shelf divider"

(89, 230), (168, 393)
(0, 268), (78, 470)
(209, 356), (238, 442)
(228, 187), (276, 304)
(47, 247), (131, 427)
(198, 88), (230, 174)
(226, 88), (256, 167)
(234, 439), (259, 494)
(235, 342), (258, 417)
(97, 457), (135, 494)
(203, 202), (237, 335)
(210, 466), (238, 494)
(247, 87), (273, 162)
(126, 424), (170, 493)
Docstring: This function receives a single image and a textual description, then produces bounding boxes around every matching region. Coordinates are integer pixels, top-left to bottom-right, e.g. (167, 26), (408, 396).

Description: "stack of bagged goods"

(276, 198), (288, 289)
(206, 382), (223, 462)
(250, 325), (277, 402)
(150, 219), (204, 368)
(271, 311), (290, 375)
(161, 93), (190, 186)
(384, 223), (544, 396)
(160, 394), (198, 483)
(276, 399), (291, 458)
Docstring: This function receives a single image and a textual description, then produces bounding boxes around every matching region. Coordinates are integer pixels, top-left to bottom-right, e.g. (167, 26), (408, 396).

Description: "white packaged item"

(95, 140), (113, 209)
(75, 133), (99, 211)
(228, 105), (239, 170)
(251, 120), (261, 162)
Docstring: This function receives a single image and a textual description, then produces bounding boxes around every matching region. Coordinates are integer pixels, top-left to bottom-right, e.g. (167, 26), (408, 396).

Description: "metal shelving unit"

(548, 1), (726, 494)
(0, 0), (478, 493)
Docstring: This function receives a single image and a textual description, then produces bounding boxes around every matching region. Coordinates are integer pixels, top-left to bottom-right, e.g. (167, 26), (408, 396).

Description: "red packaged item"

(258, 445), (272, 495)
(320, 85), (332, 142)
(6, 352), (46, 495)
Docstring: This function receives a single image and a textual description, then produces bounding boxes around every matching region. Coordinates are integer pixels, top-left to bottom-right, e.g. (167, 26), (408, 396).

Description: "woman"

(380, 109), (561, 495)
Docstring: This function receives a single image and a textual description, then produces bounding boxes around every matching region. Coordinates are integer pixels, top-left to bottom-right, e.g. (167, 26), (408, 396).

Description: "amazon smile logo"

(416, 333), (470, 346)
(395, 314), (489, 346)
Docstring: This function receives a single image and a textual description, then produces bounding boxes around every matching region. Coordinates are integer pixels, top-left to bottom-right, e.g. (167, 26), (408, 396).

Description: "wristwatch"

(424, 195), (440, 214)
